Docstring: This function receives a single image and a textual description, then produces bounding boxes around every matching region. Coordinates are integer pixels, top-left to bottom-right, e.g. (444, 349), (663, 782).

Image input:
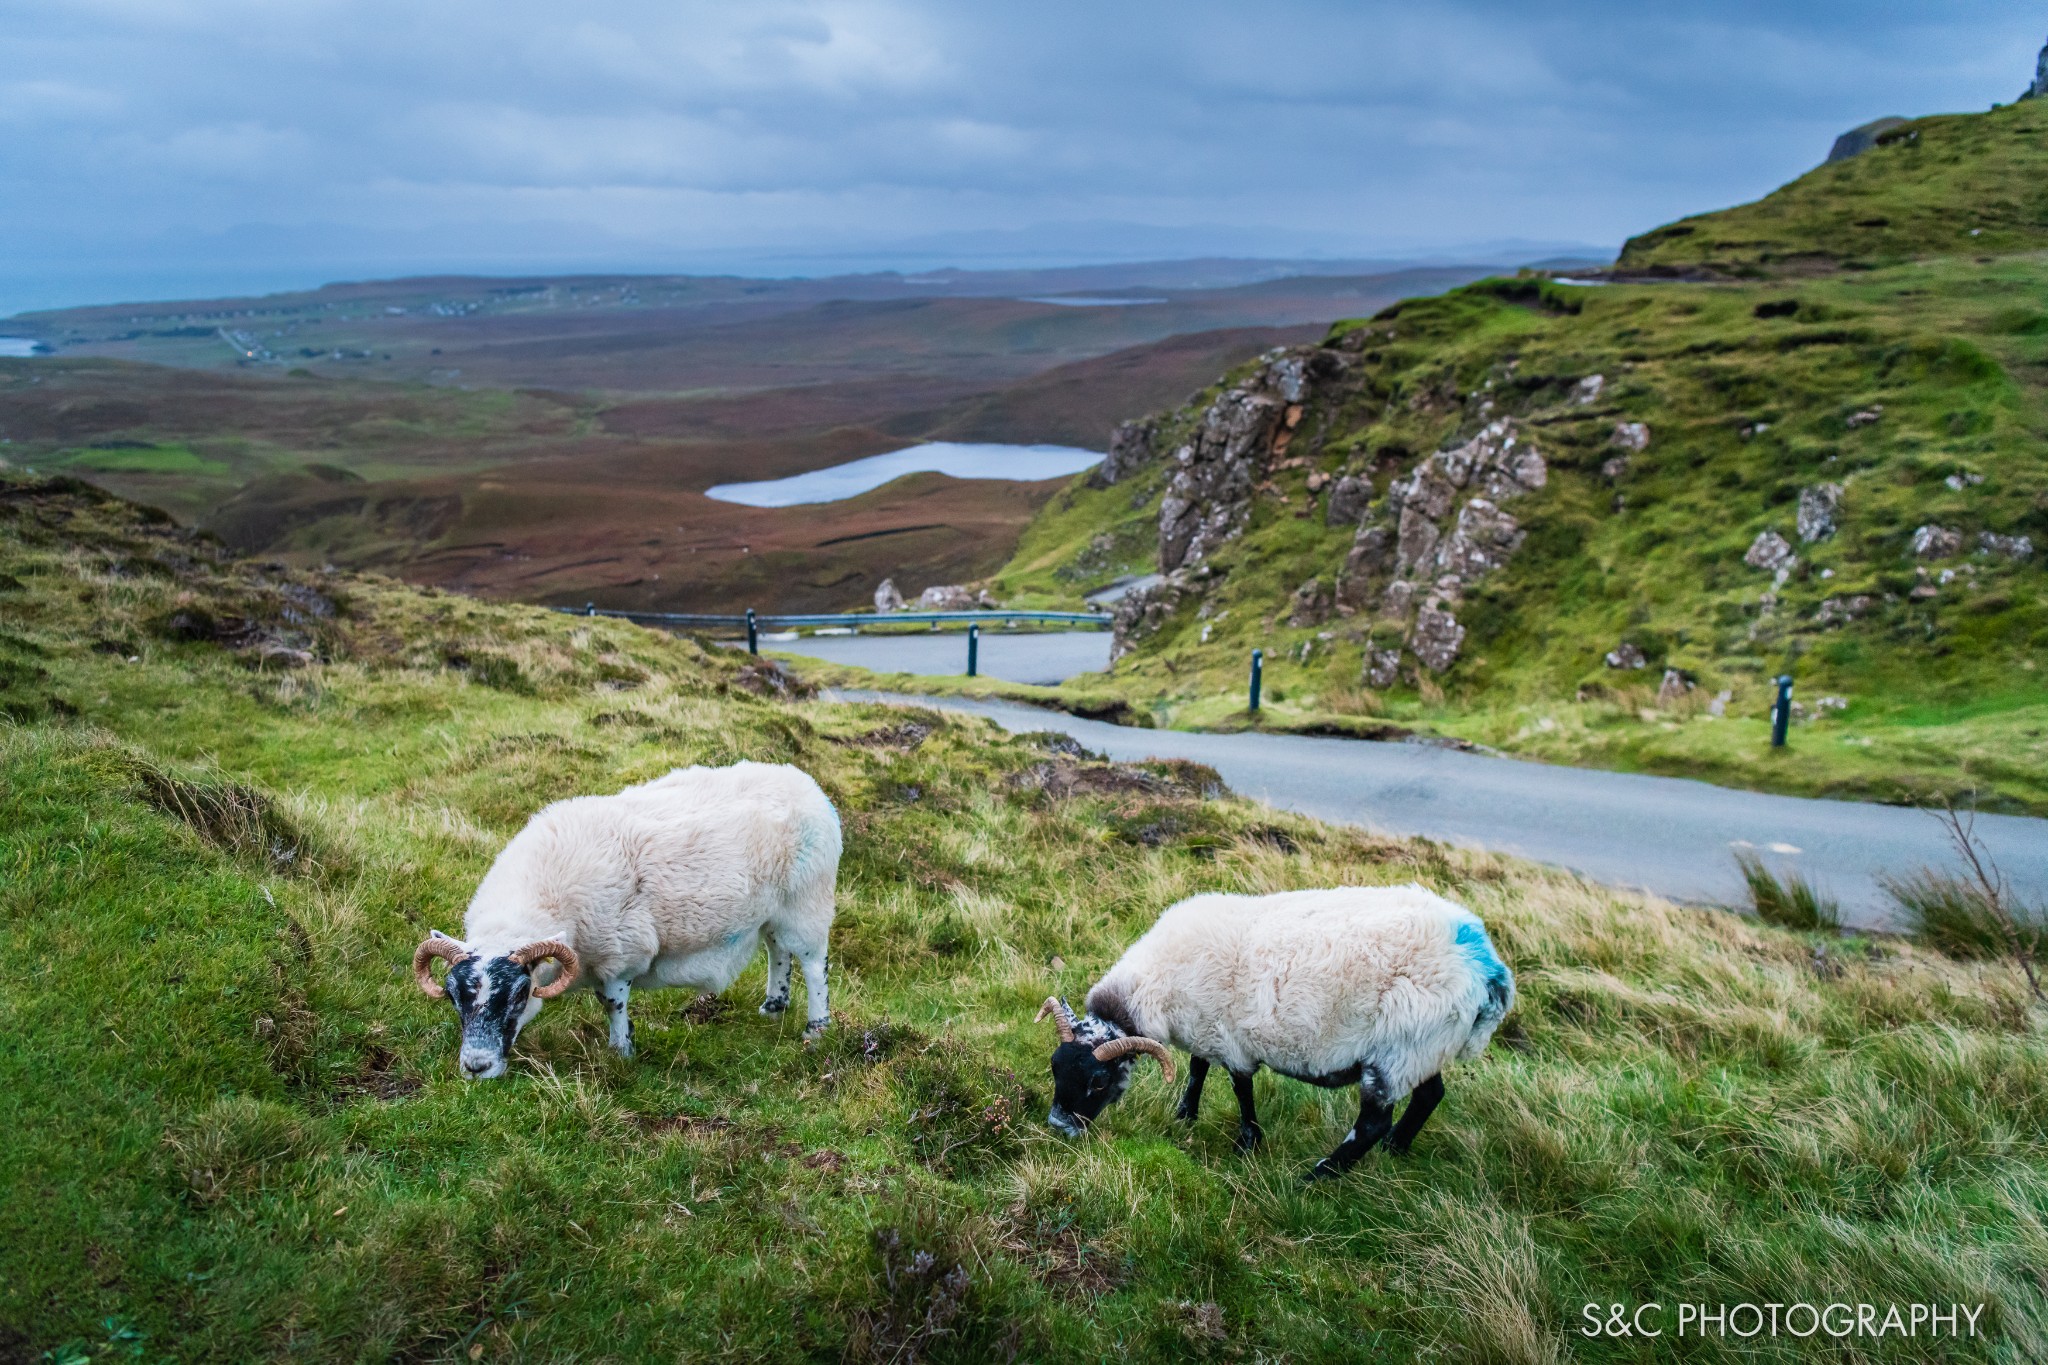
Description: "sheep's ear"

(430, 928), (457, 942)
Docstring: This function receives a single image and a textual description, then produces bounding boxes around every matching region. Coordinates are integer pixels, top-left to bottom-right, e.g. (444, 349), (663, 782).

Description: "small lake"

(705, 441), (1102, 507)
(0, 338), (41, 358)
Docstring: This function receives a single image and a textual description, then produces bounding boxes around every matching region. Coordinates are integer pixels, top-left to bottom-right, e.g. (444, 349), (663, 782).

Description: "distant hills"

(0, 260), (1532, 613)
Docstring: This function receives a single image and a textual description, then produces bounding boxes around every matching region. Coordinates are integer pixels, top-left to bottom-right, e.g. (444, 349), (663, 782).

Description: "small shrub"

(1882, 868), (2045, 959)
(845, 1226), (977, 1365)
(1735, 851), (1839, 930)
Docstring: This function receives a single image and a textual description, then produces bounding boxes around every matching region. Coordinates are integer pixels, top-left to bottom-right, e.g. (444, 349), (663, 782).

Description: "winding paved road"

(769, 629), (1113, 685)
(830, 689), (2048, 930)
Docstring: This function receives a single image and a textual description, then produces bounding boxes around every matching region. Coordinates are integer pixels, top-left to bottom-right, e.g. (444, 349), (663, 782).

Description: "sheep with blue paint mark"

(414, 761), (840, 1079)
(1036, 884), (1514, 1178)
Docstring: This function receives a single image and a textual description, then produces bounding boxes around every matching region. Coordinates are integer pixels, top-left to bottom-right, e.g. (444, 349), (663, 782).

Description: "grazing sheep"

(1035, 884), (1513, 1179)
(413, 761), (840, 1079)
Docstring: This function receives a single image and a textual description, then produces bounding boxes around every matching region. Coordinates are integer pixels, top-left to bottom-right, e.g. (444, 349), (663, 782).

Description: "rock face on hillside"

(2024, 34), (2047, 101)
(1153, 350), (1342, 575)
(1092, 417), (1161, 487)
(1335, 418), (1547, 675)
(1826, 117), (1910, 163)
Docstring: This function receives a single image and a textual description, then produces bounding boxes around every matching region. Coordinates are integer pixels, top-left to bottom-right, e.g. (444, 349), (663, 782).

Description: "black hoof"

(1234, 1125), (1263, 1153)
(1304, 1160), (1344, 1182)
(759, 999), (788, 1016)
(1385, 1139), (1412, 1158)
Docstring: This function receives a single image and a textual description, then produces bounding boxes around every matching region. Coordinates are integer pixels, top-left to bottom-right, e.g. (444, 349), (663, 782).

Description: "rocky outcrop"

(1287, 577), (1332, 627)
(1110, 571), (1200, 662)
(1611, 421), (1650, 452)
(1797, 483), (1842, 542)
(874, 578), (904, 612)
(1157, 389), (1283, 572)
(1604, 642), (1647, 670)
(1334, 419), (1547, 677)
(1435, 498), (1524, 578)
(1570, 375), (1605, 406)
(916, 584), (991, 611)
(1745, 530), (1796, 573)
(1979, 531), (2034, 561)
(1409, 600), (1465, 673)
(1826, 117), (1909, 163)
(1324, 473), (1372, 527)
(1154, 348), (1345, 574)
(1091, 417), (1159, 488)
(2022, 34), (2047, 101)
(1910, 524), (1962, 559)
(1815, 595), (1874, 626)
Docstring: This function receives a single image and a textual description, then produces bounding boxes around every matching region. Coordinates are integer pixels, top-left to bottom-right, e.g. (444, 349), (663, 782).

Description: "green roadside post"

(746, 608), (759, 655)
(1771, 674), (1793, 747)
(967, 623), (979, 677)
(1249, 648), (1264, 713)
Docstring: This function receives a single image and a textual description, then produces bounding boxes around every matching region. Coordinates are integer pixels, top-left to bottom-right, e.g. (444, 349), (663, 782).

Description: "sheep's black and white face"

(444, 955), (540, 1080)
(1046, 1041), (1134, 1135)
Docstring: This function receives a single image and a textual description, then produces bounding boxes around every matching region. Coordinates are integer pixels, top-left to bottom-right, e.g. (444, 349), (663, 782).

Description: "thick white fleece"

(1085, 883), (1513, 1100)
(459, 761), (840, 995)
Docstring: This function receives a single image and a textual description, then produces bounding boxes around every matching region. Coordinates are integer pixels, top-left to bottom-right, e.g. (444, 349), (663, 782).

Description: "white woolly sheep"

(413, 761), (841, 1079)
(1035, 883), (1514, 1179)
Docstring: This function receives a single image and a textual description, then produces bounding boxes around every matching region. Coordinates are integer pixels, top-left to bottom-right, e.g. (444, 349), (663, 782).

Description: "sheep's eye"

(1088, 1075), (1109, 1094)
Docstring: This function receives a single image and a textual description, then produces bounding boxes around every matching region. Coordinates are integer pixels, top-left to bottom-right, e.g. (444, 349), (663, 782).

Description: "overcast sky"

(1, 2), (2041, 313)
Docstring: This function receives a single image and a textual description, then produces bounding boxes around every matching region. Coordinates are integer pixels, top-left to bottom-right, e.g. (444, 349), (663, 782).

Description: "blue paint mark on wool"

(1453, 918), (1513, 1018)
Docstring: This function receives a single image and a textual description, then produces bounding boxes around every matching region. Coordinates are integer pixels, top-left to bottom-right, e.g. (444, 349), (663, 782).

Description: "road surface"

(770, 629), (1112, 685)
(829, 689), (2048, 929)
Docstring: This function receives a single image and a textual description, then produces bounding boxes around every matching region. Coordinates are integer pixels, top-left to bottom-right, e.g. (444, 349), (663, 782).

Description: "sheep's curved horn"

(412, 937), (470, 998)
(1035, 996), (1076, 1044)
(1093, 1036), (1175, 1086)
(511, 939), (580, 998)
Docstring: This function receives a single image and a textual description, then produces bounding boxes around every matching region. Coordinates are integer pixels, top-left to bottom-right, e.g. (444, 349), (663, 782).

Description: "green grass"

(1881, 867), (2046, 960)
(4, 479), (2047, 1362)
(1619, 99), (2048, 274)
(43, 443), (232, 477)
(1735, 850), (1841, 932)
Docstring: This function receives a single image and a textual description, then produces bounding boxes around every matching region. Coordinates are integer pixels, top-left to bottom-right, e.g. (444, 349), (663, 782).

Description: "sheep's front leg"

(796, 946), (830, 1035)
(1385, 1073), (1444, 1156)
(1308, 1079), (1395, 1181)
(1175, 1057), (1211, 1123)
(598, 978), (634, 1058)
(760, 930), (794, 1017)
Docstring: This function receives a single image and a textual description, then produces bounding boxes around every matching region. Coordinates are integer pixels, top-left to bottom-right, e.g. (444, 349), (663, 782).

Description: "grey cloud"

(0, 1), (2040, 313)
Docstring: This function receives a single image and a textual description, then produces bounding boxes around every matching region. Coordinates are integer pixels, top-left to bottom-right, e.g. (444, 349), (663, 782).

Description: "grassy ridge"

(1619, 99), (2048, 274)
(3, 479), (2046, 1361)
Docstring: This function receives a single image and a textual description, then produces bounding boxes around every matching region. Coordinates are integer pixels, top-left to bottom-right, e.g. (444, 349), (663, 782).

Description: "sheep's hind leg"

(760, 929), (794, 1016)
(1385, 1073), (1444, 1156)
(599, 978), (634, 1058)
(1230, 1069), (1263, 1152)
(795, 946), (830, 1035)
(1308, 1078), (1394, 1181)
(1175, 1057), (1211, 1123)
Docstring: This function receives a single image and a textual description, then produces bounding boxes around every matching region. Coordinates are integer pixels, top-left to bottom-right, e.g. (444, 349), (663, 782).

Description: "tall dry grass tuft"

(1735, 850), (1840, 931)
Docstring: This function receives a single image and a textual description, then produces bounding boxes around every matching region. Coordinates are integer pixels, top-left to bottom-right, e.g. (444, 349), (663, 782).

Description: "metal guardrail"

(555, 605), (1112, 631)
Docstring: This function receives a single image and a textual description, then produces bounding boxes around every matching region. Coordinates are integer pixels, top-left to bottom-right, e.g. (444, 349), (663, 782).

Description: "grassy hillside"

(1619, 98), (2048, 274)
(5, 476), (2044, 1361)
(985, 104), (2048, 812)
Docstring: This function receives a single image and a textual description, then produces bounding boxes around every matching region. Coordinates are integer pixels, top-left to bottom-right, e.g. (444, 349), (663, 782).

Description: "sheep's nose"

(462, 1057), (492, 1076)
